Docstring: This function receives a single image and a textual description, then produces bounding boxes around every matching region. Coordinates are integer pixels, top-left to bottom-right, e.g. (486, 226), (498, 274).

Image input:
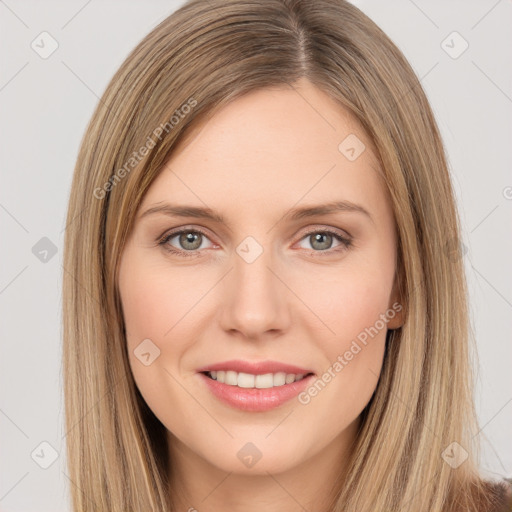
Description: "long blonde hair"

(62, 1), (499, 510)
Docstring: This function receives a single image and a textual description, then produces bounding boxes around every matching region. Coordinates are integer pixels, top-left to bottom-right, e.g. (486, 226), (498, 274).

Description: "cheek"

(118, 259), (200, 429)
(297, 274), (389, 433)
(118, 257), (196, 396)
(299, 256), (395, 347)
(293, 252), (394, 415)
(308, 273), (389, 388)
(120, 257), (207, 348)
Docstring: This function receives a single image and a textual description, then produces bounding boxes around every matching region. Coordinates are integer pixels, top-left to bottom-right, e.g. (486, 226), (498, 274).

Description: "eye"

(157, 226), (352, 258)
(158, 228), (215, 258)
(296, 228), (352, 254)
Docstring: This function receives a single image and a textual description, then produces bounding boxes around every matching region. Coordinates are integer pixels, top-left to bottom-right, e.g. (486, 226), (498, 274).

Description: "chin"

(213, 451), (302, 476)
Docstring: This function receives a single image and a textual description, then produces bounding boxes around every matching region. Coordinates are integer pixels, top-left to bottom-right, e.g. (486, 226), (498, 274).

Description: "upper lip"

(196, 359), (315, 375)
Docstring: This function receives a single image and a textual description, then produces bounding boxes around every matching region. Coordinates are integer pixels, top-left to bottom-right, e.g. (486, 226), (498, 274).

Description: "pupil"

(312, 233), (332, 250)
(181, 232), (201, 250)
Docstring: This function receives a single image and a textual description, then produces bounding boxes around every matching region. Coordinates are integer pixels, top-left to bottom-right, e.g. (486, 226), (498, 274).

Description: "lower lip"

(198, 372), (315, 412)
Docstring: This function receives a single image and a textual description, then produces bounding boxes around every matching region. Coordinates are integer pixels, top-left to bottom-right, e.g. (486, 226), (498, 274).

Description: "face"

(118, 78), (403, 477)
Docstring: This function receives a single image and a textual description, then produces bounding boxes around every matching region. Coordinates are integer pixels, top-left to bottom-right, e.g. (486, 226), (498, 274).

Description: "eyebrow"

(138, 200), (373, 228)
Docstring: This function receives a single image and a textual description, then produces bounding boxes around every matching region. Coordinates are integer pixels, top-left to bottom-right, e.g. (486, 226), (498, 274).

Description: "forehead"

(141, 81), (387, 219)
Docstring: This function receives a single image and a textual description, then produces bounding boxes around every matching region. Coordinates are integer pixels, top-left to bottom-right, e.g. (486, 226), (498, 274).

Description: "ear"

(386, 272), (404, 330)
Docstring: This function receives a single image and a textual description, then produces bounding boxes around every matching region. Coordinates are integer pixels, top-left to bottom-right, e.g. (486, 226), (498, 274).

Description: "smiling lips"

(208, 370), (307, 388)
(196, 359), (316, 412)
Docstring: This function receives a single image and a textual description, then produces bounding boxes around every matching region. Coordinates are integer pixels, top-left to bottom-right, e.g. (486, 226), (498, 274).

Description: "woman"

(62, 0), (511, 510)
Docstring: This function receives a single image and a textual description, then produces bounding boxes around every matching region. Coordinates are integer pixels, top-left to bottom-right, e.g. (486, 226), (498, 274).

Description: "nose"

(219, 244), (291, 340)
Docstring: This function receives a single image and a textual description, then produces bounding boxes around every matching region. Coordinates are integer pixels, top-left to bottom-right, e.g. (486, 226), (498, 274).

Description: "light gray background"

(1, 1), (511, 510)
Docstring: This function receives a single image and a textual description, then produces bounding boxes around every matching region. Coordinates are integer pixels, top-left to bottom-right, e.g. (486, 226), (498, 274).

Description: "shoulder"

(482, 478), (512, 512)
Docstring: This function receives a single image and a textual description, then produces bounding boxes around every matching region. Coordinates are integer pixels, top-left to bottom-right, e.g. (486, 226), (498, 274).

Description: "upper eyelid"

(159, 225), (214, 243)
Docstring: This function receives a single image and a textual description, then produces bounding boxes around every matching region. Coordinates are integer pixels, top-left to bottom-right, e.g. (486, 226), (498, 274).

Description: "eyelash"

(157, 226), (352, 259)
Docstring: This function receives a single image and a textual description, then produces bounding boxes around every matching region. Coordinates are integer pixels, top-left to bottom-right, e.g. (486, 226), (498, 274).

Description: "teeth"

(225, 370), (238, 386)
(255, 373), (273, 388)
(238, 373), (255, 388)
(208, 371), (307, 388)
(285, 373), (296, 384)
(272, 372), (286, 386)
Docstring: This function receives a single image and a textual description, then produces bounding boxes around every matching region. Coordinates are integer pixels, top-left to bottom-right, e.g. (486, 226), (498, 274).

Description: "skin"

(118, 77), (403, 512)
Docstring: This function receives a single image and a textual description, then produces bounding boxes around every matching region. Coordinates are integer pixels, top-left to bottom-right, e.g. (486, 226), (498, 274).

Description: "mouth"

(197, 364), (316, 412)
(201, 370), (314, 389)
